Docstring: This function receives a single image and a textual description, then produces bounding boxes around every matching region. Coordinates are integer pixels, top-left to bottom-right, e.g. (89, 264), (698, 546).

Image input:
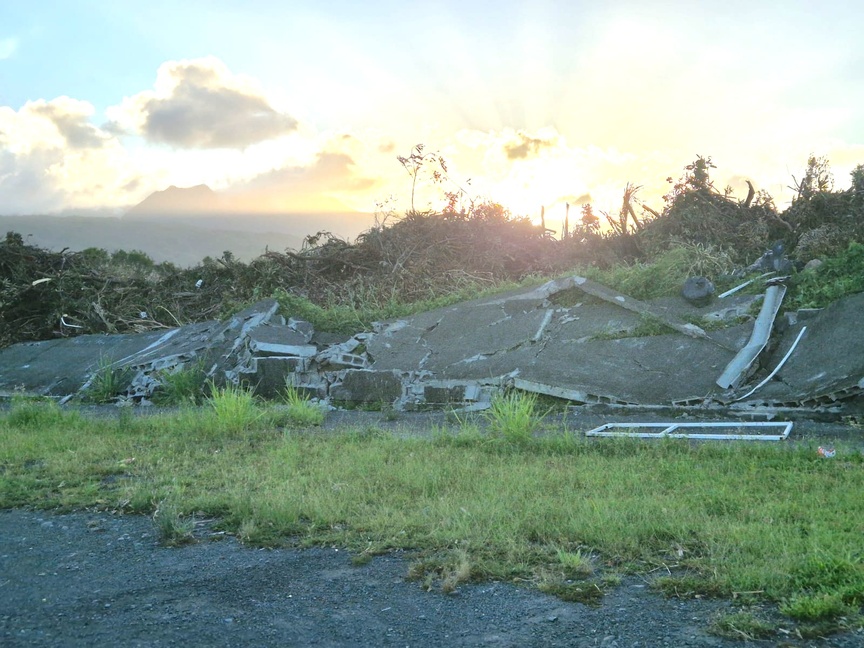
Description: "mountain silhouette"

(125, 184), (226, 216)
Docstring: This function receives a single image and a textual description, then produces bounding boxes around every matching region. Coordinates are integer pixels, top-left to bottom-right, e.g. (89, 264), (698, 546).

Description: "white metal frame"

(585, 421), (792, 441)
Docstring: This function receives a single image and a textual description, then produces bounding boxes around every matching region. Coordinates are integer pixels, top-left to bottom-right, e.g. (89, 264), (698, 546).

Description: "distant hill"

(125, 184), (224, 216)
(0, 215), (305, 267)
(123, 184), (376, 240)
(0, 185), (377, 266)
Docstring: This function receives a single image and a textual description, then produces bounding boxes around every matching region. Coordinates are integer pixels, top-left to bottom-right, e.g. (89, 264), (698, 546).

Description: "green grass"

(575, 244), (737, 301)
(152, 499), (196, 546)
(279, 385), (326, 427)
(81, 356), (131, 403)
(709, 611), (777, 641)
(151, 362), (208, 405)
(1, 404), (862, 635)
(483, 391), (547, 444)
(204, 382), (264, 435)
(788, 240), (864, 309)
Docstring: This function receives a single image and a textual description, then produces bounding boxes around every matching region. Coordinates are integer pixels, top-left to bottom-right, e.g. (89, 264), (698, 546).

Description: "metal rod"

(717, 272), (775, 299)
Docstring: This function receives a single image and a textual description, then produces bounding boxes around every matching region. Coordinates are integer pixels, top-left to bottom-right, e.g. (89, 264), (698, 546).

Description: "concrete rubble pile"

(1, 277), (862, 416)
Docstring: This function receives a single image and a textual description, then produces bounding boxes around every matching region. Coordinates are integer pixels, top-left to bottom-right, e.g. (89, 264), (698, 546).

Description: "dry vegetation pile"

(2, 156), (863, 349)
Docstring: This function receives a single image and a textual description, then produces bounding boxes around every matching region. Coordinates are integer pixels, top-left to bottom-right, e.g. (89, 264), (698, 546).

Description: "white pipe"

(717, 272), (775, 299)
(735, 326), (807, 401)
(716, 284), (786, 389)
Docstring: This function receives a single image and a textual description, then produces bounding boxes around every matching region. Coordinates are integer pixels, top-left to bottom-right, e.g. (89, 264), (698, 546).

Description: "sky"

(1, 0), (863, 231)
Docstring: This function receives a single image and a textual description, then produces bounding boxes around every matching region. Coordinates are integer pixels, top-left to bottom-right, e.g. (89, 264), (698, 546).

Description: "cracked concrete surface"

(1, 278), (862, 415)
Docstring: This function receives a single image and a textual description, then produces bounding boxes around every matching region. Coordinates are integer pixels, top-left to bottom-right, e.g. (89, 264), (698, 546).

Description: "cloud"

(31, 100), (107, 149)
(228, 151), (380, 211)
(0, 148), (66, 212)
(503, 130), (559, 160)
(0, 99), (144, 213)
(0, 37), (18, 60)
(108, 57), (297, 149)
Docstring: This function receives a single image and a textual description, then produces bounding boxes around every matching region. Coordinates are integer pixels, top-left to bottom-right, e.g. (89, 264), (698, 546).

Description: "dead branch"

(743, 180), (755, 208)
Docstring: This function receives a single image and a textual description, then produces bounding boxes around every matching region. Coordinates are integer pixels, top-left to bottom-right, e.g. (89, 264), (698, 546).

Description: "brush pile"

(3, 158), (863, 349)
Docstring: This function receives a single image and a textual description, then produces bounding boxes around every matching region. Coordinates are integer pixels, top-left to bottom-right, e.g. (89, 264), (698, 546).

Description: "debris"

(716, 284), (786, 389)
(735, 326), (807, 401)
(817, 446), (836, 458)
(747, 242), (796, 274)
(717, 272), (775, 299)
(2, 278), (863, 415)
(568, 276), (710, 341)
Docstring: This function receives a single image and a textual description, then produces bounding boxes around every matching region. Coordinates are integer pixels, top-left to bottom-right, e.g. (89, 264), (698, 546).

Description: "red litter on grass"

(817, 446), (836, 458)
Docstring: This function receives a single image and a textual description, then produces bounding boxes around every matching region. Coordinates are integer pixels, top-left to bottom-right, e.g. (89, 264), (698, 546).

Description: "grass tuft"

(6, 395), (72, 429)
(152, 500), (195, 546)
(152, 362), (208, 405)
(82, 356), (131, 403)
(279, 385), (327, 427)
(555, 547), (594, 579)
(484, 391), (546, 444)
(709, 611), (776, 641)
(205, 382), (263, 435)
(537, 579), (605, 606)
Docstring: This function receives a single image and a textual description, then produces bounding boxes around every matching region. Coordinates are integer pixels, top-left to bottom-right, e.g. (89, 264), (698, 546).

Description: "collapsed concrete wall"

(1, 280), (862, 415)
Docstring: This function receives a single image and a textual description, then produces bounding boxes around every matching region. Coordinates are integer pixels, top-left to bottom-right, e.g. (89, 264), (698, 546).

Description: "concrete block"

(330, 370), (403, 405)
(249, 325), (317, 357)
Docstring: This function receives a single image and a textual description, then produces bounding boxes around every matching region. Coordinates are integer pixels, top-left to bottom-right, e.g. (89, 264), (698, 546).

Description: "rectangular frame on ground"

(584, 421), (792, 441)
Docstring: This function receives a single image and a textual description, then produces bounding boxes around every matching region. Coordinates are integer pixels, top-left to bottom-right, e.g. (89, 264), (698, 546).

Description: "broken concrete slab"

(0, 300), (292, 401)
(248, 325), (317, 358)
(2, 273), (862, 417)
(733, 291), (864, 407)
(363, 277), (753, 407)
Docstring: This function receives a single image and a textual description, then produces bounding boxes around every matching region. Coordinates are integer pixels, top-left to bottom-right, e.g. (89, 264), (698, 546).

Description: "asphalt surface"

(2, 507), (864, 647)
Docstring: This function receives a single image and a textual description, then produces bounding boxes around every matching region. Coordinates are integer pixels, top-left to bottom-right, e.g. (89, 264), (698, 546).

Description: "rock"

(804, 258), (823, 272)
(681, 277), (715, 307)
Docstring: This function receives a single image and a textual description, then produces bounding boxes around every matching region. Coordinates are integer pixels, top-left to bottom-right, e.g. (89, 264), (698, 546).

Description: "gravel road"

(2, 509), (863, 648)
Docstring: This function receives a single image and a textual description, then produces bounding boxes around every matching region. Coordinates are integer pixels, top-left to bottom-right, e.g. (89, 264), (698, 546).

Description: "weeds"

(205, 382), (263, 434)
(484, 391), (547, 444)
(537, 580), (605, 606)
(152, 500), (195, 546)
(82, 356), (131, 403)
(555, 548), (594, 579)
(6, 395), (71, 428)
(788, 241), (864, 309)
(279, 385), (326, 427)
(152, 362), (208, 405)
(709, 611), (776, 641)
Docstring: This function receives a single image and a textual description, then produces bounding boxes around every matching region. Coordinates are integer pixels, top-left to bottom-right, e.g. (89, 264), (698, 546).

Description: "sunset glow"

(1, 1), (863, 237)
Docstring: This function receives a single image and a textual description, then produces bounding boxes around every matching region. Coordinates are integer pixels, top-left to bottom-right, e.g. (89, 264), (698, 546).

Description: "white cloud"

(0, 98), (142, 213)
(107, 57), (297, 149)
